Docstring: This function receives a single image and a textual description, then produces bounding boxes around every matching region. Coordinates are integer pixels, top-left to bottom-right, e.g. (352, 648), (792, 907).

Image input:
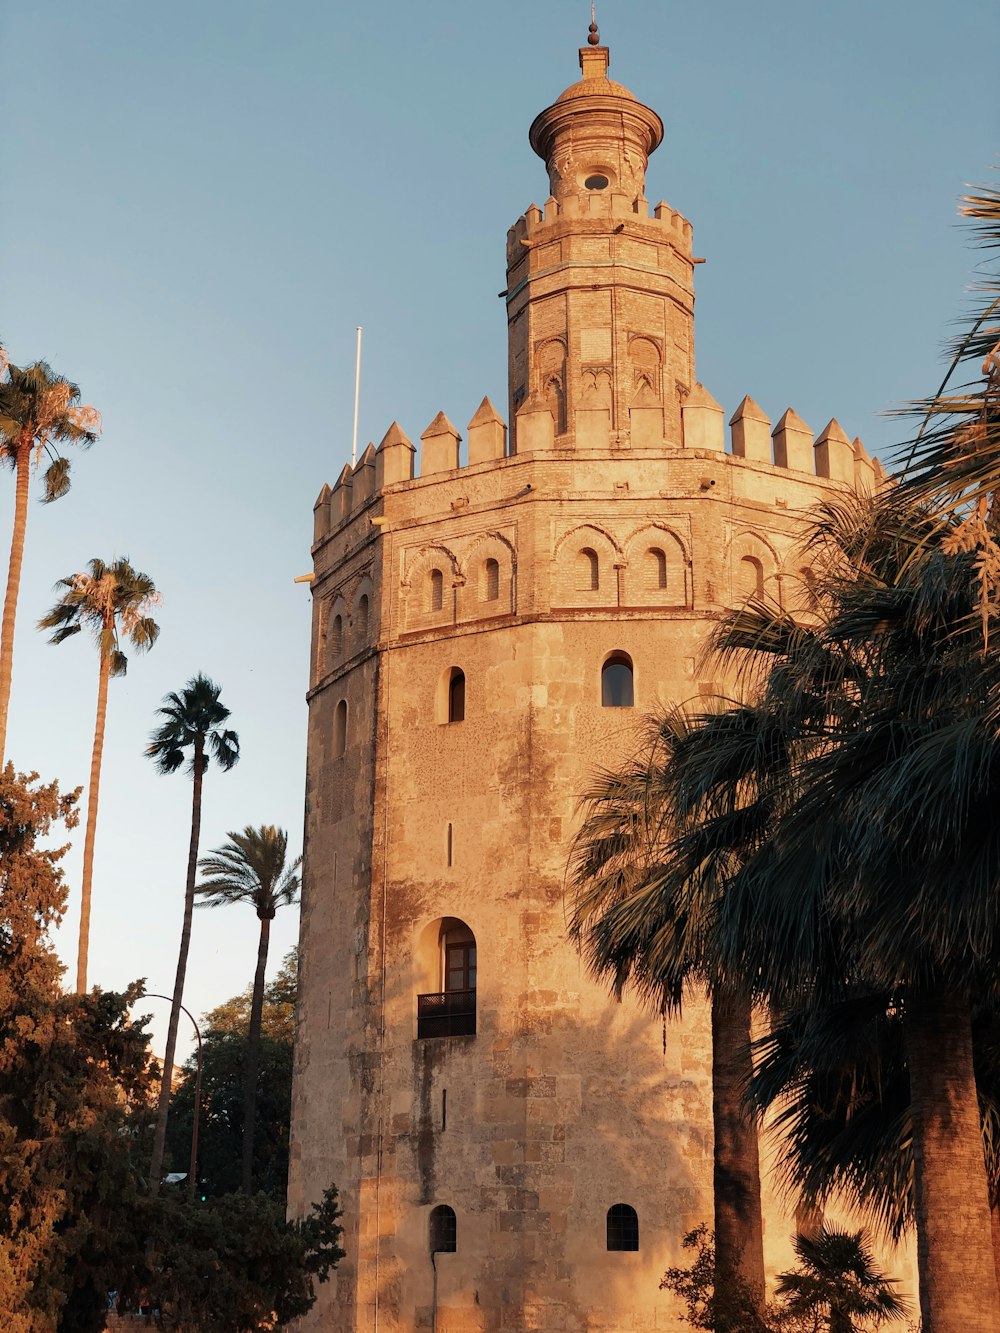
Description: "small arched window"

(430, 569), (444, 612)
(357, 593), (369, 641)
(482, 558), (500, 603)
(448, 668), (465, 723)
(578, 547), (600, 592)
(607, 1204), (639, 1252)
(329, 612), (344, 660)
(334, 699), (348, 757)
(646, 547), (667, 591)
(601, 652), (634, 708)
(740, 555), (765, 599)
(430, 1204), (457, 1254)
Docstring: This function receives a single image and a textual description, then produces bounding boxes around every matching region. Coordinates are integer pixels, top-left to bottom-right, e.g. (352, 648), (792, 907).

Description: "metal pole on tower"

(351, 326), (363, 467)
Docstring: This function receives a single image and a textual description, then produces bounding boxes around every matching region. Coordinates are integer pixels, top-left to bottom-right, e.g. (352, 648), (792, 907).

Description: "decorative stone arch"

(350, 574), (374, 648)
(553, 523), (621, 608)
(535, 337), (567, 434)
(402, 544), (461, 630)
(779, 550), (821, 617)
(728, 529), (783, 607)
(324, 593), (349, 673)
(623, 523), (690, 607)
(458, 531), (517, 622)
(627, 335), (662, 399)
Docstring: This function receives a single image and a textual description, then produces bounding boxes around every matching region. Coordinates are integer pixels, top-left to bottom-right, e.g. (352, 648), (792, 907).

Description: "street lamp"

(138, 993), (203, 1202)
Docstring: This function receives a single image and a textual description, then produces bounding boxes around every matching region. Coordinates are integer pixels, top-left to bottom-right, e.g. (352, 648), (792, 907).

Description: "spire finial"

(588, 2), (599, 44)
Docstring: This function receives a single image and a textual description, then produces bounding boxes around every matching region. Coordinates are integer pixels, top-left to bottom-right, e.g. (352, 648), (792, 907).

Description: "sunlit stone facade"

(289, 29), (883, 1333)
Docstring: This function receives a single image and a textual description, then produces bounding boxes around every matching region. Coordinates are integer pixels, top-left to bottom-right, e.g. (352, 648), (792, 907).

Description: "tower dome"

(528, 22), (663, 205)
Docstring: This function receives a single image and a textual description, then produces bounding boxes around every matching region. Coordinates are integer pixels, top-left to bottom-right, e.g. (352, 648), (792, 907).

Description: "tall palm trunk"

(0, 442), (31, 760)
(242, 913), (271, 1192)
(907, 990), (1000, 1333)
(711, 984), (765, 1303)
(149, 738), (206, 1195)
(77, 644), (111, 994)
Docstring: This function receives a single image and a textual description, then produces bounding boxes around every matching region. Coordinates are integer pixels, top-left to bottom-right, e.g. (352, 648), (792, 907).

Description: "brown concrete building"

(288, 25), (882, 1333)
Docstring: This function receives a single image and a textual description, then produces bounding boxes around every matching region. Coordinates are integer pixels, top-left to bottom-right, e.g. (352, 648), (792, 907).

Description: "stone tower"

(289, 26), (877, 1333)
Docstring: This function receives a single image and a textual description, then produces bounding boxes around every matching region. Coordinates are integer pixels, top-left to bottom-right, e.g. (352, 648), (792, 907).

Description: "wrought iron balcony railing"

(417, 989), (476, 1039)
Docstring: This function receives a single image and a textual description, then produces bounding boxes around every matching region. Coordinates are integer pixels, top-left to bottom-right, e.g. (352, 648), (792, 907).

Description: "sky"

(1, 0), (997, 1063)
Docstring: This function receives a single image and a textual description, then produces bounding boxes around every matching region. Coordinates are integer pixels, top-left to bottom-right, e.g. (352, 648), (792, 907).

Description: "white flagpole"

(351, 326), (363, 467)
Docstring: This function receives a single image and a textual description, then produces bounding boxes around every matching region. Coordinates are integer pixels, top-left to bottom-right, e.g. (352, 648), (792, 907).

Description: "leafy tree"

(705, 493), (1000, 1332)
(166, 957), (298, 1201)
(38, 557), (160, 993)
(146, 674), (240, 1194)
(0, 359), (100, 759)
(569, 709), (769, 1303)
(196, 826), (300, 1191)
(0, 764), (156, 1332)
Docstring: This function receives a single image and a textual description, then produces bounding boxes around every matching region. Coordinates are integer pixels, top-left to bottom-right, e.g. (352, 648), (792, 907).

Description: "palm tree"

(708, 492), (1000, 1333)
(0, 359), (101, 759)
(569, 704), (782, 1304)
(195, 825), (300, 1192)
(775, 1225), (908, 1333)
(146, 675), (239, 1194)
(39, 557), (159, 993)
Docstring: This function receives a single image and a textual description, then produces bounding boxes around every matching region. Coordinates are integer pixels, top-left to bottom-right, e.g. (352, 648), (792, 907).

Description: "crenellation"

(771, 408), (814, 473)
(420, 412), (462, 475)
(330, 462), (354, 525)
(853, 436), (876, 494)
(313, 482), (332, 544)
(814, 418), (854, 484)
(729, 395), (772, 462)
(376, 421), (416, 490)
(467, 397), (507, 465)
(515, 392), (556, 453)
(351, 442), (377, 507)
(682, 383), (725, 452)
(543, 196), (559, 223)
(525, 203), (543, 233)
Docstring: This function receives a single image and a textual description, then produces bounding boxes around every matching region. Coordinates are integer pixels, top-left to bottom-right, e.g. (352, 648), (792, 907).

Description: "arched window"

(740, 555), (764, 599)
(329, 612), (344, 660)
(578, 547), (600, 592)
(481, 558), (500, 602)
(430, 569), (444, 612)
(607, 1204), (639, 1252)
(601, 652), (634, 708)
(417, 917), (477, 1038)
(429, 1204), (457, 1254)
(334, 699), (347, 757)
(356, 593), (369, 641)
(448, 669), (465, 723)
(646, 547), (667, 591)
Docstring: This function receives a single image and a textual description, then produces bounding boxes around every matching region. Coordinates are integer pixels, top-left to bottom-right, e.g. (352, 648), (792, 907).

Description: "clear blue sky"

(1, 1), (997, 1061)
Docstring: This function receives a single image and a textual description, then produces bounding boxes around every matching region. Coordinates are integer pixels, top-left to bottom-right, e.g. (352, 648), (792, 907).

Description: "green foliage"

(111, 1184), (344, 1332)
(197, 825), (301, 920)
(39, 557), (160, 672)
(204, 949), (298, 1043)
(146, 673), (240, 775)
(0, 359), (100, 496)
(0, 766), (155, 1333)
(662, 1225), (908, 1333)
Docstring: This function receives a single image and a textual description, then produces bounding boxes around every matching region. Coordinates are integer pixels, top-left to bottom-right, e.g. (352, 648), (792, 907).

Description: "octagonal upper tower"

(506, 24), (695, 453)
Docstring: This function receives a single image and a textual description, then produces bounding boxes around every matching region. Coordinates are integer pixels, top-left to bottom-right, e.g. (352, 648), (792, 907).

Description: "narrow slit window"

(430, 1204), (457, 1254)
(448, 669), (465, 723)
(607, 1204), (639, 1252)
(329, 612), (343, 660)
(578, 547), (600, 592)
(601, 652), (634, 708)
(482, 557), (500, 602)
(357, 593), (369, 640)
(647, 547), (667, 591)
(334, 699), (348, 757)
(430, 569), (444, 612)
(446, 822), (453, 866)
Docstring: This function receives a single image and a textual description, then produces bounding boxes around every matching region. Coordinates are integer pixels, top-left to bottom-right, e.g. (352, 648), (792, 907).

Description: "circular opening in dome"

(584, 174), (610, 191)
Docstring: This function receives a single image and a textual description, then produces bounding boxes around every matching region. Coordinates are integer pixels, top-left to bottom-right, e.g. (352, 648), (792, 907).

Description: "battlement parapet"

(506, 195), (693, 264)
(311, 385), (886, 545)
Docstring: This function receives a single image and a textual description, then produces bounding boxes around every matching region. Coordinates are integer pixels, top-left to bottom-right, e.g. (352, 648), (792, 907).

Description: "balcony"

(417, 988), (476, 1039)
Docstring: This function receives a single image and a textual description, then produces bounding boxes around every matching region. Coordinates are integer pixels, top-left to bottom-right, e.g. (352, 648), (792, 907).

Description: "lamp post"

(139, 993), (203, 1201)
